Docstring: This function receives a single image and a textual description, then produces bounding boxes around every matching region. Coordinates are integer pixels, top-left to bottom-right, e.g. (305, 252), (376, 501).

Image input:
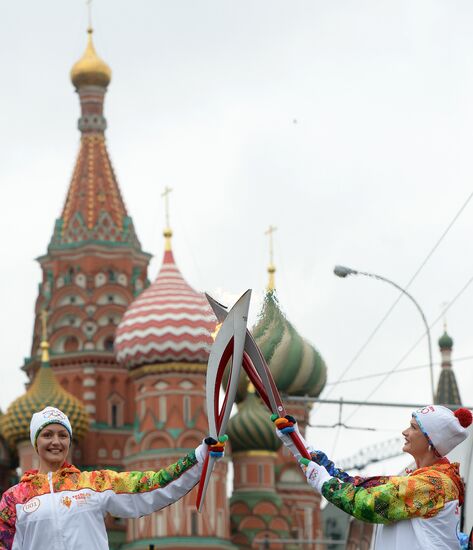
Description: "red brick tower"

(22, 29), (150, 546)
(115, 209), (235, 549)
(227, 385), (292, 549)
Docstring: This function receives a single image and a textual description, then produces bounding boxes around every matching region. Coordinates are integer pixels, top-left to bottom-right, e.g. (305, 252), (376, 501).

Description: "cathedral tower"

(115, 204), (234, 549)
(435, 326), (462, 407)
(22, 29), (151, 546)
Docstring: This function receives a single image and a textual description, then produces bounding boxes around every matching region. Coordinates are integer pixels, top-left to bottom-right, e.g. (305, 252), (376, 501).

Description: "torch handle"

(290, 431), (311, 460)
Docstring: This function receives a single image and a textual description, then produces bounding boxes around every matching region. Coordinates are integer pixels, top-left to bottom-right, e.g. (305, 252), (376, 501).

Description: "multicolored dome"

(70, 28), (112, 89)
(253, 291), (326, 397)
(227, 388), (281, 453)
(115, 246), (216, 368)
(2, 343), (89, 448)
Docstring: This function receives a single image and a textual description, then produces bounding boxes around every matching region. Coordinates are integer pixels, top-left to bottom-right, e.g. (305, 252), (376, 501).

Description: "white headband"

(30, 407), (72, 449)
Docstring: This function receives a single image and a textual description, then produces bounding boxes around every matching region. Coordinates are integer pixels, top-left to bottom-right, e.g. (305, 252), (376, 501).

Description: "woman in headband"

(275, 405), (472, 550)
(0, 406), (225, 550)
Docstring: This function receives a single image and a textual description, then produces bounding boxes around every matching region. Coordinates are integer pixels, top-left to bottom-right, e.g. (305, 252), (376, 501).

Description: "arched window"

(64, 336), (79, 353)
(104, 336), (114, 352)
(183, 396), (191, 423)
(111, 404), (118, 427)
(108, 394), (124, 428)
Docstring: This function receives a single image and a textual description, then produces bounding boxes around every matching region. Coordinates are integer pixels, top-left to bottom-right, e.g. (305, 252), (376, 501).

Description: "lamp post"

(334, 265), (435, 402)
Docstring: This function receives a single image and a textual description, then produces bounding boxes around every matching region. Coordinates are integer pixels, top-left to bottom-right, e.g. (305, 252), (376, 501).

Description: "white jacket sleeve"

(97, 448), (205, 518)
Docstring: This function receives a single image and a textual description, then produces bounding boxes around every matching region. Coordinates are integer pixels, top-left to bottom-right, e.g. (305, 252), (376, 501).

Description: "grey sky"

(2, 0), (473, 462)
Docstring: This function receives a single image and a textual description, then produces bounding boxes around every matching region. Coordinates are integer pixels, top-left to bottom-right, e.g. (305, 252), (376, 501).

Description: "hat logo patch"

(417, 406), (435, 415)
(43, 409), (67, 420)
(23, 497), (40, 514)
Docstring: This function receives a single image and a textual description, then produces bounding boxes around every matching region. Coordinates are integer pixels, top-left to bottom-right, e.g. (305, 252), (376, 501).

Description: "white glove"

(195, 435), (228, 465)
(300, 458), (332, 493)
(273, 415), (314, 458)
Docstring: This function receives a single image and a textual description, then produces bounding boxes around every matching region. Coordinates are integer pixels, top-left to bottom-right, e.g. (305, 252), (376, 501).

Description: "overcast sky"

(2, 0), (473, 465)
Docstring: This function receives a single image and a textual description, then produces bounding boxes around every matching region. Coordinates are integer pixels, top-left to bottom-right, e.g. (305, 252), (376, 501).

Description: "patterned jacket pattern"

(311, 450), (465, 550)
(0, 451), (201, 550)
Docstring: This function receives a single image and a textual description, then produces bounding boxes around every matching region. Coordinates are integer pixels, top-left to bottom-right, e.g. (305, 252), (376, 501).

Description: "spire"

(435, 323), (461, 407)
(265, 225), (277, 291)
(161, 186), (173, 252)
(40, 310), (50, 363)
(47, 27), (142, 252)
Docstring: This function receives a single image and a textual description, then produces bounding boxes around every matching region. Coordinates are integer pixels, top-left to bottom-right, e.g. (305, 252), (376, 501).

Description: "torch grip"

(290, 431), (312, 460)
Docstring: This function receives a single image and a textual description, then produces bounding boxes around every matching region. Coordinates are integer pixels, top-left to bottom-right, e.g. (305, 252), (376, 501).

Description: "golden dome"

(2, 360), (89, 448)
(70, 28), (112, 89)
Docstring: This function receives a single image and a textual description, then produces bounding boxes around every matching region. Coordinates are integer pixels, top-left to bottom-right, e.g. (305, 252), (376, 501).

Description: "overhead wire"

(343, 271), (473, 424)
(324, 354), (473, 386)
(317, 187), (473, 412)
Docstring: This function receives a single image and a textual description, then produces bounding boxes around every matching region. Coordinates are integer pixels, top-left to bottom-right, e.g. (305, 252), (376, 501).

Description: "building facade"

(0, 28), (327, 549)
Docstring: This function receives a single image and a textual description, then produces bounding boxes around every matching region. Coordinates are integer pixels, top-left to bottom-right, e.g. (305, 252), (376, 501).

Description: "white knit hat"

(30, 407), (73, 449)
(412, 405), (472, 457)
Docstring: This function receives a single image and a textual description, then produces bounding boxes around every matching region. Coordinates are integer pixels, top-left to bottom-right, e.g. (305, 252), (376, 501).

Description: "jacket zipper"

(48, 471), (66, 550)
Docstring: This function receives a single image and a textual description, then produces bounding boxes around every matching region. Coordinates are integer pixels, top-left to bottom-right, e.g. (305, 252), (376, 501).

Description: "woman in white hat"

(0, 406), (226, 550)
(275, 405), (472, 550)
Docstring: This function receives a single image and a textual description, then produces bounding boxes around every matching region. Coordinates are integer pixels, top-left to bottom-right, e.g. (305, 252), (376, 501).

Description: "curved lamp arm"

(334, 265), (435, 402)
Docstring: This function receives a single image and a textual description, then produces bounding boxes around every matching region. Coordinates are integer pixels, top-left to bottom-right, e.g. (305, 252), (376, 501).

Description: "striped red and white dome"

(115, 249), (216, 368)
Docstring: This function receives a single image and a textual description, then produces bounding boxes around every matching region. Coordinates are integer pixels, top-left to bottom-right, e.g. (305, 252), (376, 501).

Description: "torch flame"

(211, 322), (222, 341)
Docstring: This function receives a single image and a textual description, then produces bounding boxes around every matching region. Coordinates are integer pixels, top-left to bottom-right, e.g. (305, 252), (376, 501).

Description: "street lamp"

(334, 265), (435, 402)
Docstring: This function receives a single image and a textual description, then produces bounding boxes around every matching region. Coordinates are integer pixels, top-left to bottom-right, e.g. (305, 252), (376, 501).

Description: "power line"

(319, 188), (473, 408)
(324, 354), (473, 386)
(343, 271), (473, 423)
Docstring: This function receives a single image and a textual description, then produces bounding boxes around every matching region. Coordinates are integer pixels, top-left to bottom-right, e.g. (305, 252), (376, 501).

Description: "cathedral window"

(104, 336), (114, 351)
(159, 397), (167, 423)
(111, 404), (118, 427)
(183, 396), (191, 423)
(64, 335), (79, 353)
(258, 464), (264, 483)
(190, 511), (199, 535)
(108, 394), (124, 427)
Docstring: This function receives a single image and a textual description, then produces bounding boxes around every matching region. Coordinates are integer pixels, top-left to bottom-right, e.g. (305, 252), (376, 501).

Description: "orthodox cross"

(264, 225), (277, 291)
(440, 301), (449, 331)
(161, 186), (173, 229)
(40, 310), (50, 362)
(161, 186), (173, 250)
(86, 0), (93, 29)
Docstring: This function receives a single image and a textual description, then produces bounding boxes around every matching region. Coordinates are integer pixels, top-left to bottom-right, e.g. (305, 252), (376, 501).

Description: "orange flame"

(211, 322), (222, 341)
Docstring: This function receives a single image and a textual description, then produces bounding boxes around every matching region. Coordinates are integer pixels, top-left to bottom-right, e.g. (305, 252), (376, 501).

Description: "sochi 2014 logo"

(416, 406), (436, 415)
(43, 408), (67, 420)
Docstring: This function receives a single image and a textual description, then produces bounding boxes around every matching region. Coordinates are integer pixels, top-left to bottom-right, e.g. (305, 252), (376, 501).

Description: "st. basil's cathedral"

(0, 28), (328, 550)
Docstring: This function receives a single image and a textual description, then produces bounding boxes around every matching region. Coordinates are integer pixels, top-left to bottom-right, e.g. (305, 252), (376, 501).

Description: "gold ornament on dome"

(70, 28), (112, 89)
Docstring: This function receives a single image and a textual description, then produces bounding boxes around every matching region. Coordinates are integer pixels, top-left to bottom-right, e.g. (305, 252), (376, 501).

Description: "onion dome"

(2, 330), (88, 448)
(227, 386), (281, 453)
(115, 230), (216, 368)
(438, 330), (454, 350)
(70, 28), (112, 89)
(253, 291), (327, 397)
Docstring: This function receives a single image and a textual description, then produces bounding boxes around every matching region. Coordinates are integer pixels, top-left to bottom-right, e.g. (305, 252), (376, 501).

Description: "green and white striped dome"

(253, 291), (326, 397)
(222, 290), (327, 402)
(227, 389), (281, 453)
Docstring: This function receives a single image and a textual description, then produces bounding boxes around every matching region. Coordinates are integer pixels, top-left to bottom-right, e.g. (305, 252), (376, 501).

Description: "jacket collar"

(21, 462), (80, 482)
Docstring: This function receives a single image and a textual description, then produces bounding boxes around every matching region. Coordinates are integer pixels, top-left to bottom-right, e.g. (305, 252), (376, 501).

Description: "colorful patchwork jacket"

(0, 451), (201, 550)
(311, 450), (465, 550)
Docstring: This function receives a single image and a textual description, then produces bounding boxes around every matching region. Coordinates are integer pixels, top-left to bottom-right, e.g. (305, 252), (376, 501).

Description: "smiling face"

(402, 417), (430, 459)
(36, 423), (71, 472)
